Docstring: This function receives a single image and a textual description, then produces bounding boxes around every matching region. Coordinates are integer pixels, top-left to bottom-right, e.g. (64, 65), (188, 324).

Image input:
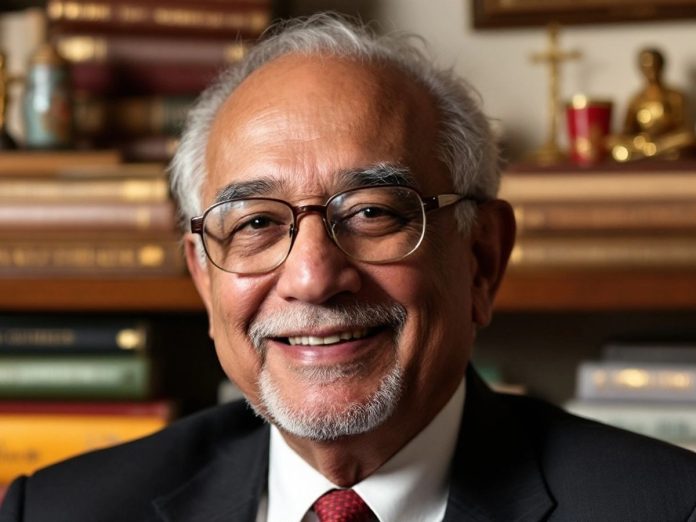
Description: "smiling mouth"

(281, 328), (375, 346)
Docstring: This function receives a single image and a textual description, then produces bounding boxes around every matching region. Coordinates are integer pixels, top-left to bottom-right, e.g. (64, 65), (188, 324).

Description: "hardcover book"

(0, 400), (172, 483)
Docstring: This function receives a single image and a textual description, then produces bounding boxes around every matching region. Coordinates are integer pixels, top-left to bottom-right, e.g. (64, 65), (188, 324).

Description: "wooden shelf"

(0, 276), (203, 312)
(496, 270), (696, 311)
(2, 270), (696, 312)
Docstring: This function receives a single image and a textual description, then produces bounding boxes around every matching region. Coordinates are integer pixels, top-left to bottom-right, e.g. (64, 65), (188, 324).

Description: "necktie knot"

(312, 489), (377, 522)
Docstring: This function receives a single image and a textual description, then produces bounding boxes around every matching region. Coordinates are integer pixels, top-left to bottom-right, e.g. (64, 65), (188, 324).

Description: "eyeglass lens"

(200, 186), (426, 274)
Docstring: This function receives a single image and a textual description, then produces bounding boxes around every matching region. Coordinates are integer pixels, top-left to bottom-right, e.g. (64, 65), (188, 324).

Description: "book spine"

(0, 150), (120, 175)
(74, 96), (194, 137)
(0, 239), (184, 277)
(70, 61), (223, 96)
(509, 236), (696, 270)
(500, 172), (696, 202)
(0, 177), (169, 202)
(0, 355), (151, 399)
(576, 361), (696, 402)
(514, 201), (696, 236)
(120, 135), (179, 162)
(566, 399), (696, 442)
(0, 319), (149, 353)
(47, 0), (272, 39)
(0, 201), (178, 234)
(55, 32), (249, 65)
(0, 410), (167, 483)
(0, 400), (171, 416)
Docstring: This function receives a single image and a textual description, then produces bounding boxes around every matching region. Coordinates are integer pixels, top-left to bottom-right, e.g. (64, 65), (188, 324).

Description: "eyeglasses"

(190, 184), (480, 275)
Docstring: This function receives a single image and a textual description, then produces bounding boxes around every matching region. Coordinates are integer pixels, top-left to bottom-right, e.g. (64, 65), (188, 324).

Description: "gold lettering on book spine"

(49, 1), (270, 32)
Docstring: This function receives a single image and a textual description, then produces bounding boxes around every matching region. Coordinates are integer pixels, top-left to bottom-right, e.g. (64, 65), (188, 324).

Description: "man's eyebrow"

(214, 178), (284, 203)
(339, 163), (417, 188)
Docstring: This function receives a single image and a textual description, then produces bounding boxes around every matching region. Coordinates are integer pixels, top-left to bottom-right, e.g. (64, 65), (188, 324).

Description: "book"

(576, 360), (696, 402)
(0, 400), (172, 483)
(0, 176), (169, 202)
(514, 200), (696, 236)
(54, 33), (249, 66)
(0, 236), (185, 277)
(120, 135), (179, 162)
(602, 343), (696, 364)
(70, 60), (225, 96)
(565, 399), (696, 443)
(0, 150), (120, 176)
(0, 200), (178, 234)
(73, 95), (195, 137)
(509, 236), (696, 270)
(499, 168), (696, 203)
(0, 317), (149, 353)
(46, 0), (272, 39)
(0, 355), (152, 399)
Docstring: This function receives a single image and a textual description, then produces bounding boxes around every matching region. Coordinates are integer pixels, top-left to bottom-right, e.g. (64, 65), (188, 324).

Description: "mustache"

(248, 302), (407, 351)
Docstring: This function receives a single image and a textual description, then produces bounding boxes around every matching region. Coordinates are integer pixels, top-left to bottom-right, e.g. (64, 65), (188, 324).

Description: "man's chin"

(254, 364), (404, 441)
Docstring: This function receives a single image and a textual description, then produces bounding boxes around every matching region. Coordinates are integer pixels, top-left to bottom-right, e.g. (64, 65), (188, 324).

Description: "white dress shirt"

(257, 379), (466, 522)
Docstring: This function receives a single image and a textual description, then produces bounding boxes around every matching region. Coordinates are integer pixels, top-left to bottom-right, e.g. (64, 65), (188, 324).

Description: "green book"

(0, 355), (151, 399)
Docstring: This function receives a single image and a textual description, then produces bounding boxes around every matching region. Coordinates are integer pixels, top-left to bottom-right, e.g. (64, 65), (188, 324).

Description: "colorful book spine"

(0, 318), (149, 353)
(47, 0), (272, 39)
(0, 238), (184, 277)
(514, 200), (696, 235)
(509, 236), (696, 270)
(0, 201), (178, 233)
(0, 355), (151, 399)
(576, 361), (696, 402)
(0, 400), (171, 483)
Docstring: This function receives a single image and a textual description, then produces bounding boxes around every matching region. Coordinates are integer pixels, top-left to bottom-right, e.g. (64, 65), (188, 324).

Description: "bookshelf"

(3, 271), (696, 312)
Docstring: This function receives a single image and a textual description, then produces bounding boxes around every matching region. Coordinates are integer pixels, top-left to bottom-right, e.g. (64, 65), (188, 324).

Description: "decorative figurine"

(609, 48), (696, 161)
(22, 41), (73, 149)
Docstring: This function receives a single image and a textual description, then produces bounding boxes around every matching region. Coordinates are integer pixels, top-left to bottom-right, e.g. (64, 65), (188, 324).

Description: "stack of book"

(46, 0), (274, 159)
(0, 151), (185, 277)
(0, 314), (172, 494)
(499, 162), (696, 271)
(566, 342), (696, 452)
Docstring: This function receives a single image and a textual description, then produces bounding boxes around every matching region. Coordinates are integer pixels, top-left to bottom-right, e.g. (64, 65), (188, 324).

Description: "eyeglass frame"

(190, 184), (484, 274)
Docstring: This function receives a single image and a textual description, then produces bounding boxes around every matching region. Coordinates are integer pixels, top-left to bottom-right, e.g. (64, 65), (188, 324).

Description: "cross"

(529, 23), (581, 164)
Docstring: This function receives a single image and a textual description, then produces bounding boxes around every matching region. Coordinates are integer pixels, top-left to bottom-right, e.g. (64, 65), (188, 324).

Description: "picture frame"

(472, 0), (696, 28)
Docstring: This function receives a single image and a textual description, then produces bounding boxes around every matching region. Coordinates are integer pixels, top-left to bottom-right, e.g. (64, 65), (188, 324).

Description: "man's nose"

(275, 215), (361, 304)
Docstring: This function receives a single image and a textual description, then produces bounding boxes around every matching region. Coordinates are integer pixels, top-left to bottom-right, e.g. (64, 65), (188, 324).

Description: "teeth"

(287, 329), (368, 346)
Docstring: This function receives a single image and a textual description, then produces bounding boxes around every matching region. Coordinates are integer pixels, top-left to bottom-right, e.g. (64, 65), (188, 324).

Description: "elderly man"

(2, 14), (696, 522)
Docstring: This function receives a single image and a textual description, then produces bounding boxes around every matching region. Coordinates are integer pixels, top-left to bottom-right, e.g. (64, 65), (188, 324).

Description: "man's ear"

(470, 199), (516, 327)
(184, 234), (215, 338)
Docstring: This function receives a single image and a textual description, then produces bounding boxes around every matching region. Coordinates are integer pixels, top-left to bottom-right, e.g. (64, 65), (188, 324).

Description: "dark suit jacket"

(2, 367), (696, 521)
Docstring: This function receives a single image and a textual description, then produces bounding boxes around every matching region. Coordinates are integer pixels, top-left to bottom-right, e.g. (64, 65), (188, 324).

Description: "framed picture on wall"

(472, 0), (696, 28)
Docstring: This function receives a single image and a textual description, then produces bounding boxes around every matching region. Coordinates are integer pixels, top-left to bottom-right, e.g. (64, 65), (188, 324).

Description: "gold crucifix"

(528, 23), (581, 165)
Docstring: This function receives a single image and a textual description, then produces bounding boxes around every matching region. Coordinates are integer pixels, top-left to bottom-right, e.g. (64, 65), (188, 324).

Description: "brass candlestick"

(528, 23), (581, 165)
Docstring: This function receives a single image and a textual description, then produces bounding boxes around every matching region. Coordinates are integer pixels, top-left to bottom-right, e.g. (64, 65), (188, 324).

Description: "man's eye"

(234, 214), (282, 233)
(357, 206), (390, 218)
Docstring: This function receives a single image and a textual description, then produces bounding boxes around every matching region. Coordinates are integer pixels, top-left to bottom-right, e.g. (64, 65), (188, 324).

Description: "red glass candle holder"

(566, 95), (613, 166)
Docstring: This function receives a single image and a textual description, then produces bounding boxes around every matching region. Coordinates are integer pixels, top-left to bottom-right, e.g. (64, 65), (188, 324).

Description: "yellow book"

(0, 402), (171, 484)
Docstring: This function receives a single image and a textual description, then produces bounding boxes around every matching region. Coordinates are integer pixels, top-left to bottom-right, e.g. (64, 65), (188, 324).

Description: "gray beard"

(246, 302), (407, 441)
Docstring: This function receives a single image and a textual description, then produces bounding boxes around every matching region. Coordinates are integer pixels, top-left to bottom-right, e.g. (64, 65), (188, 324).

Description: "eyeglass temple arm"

(421, 194), (483, 212)
(190, 216), (228, 244)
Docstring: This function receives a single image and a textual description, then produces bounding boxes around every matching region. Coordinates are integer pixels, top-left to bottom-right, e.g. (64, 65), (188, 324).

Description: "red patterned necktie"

(312, 489), (377, 522)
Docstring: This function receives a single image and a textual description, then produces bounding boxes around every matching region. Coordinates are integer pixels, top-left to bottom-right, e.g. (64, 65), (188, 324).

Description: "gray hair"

(169, 13), (501, 235)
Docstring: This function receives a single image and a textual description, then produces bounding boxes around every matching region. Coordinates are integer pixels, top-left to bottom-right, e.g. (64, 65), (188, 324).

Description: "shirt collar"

(266, 378), (466, 522)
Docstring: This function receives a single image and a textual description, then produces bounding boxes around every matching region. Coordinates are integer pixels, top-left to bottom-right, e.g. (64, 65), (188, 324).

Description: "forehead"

(203, 53), (449, 205)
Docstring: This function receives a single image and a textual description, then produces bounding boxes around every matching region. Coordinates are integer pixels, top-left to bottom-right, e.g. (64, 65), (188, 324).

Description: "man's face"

(187, 54), (490, 443)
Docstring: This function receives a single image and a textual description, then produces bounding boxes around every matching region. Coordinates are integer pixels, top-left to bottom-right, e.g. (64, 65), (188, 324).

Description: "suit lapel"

(152, 422), (270, 522)
(443, 367), (555, 522)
